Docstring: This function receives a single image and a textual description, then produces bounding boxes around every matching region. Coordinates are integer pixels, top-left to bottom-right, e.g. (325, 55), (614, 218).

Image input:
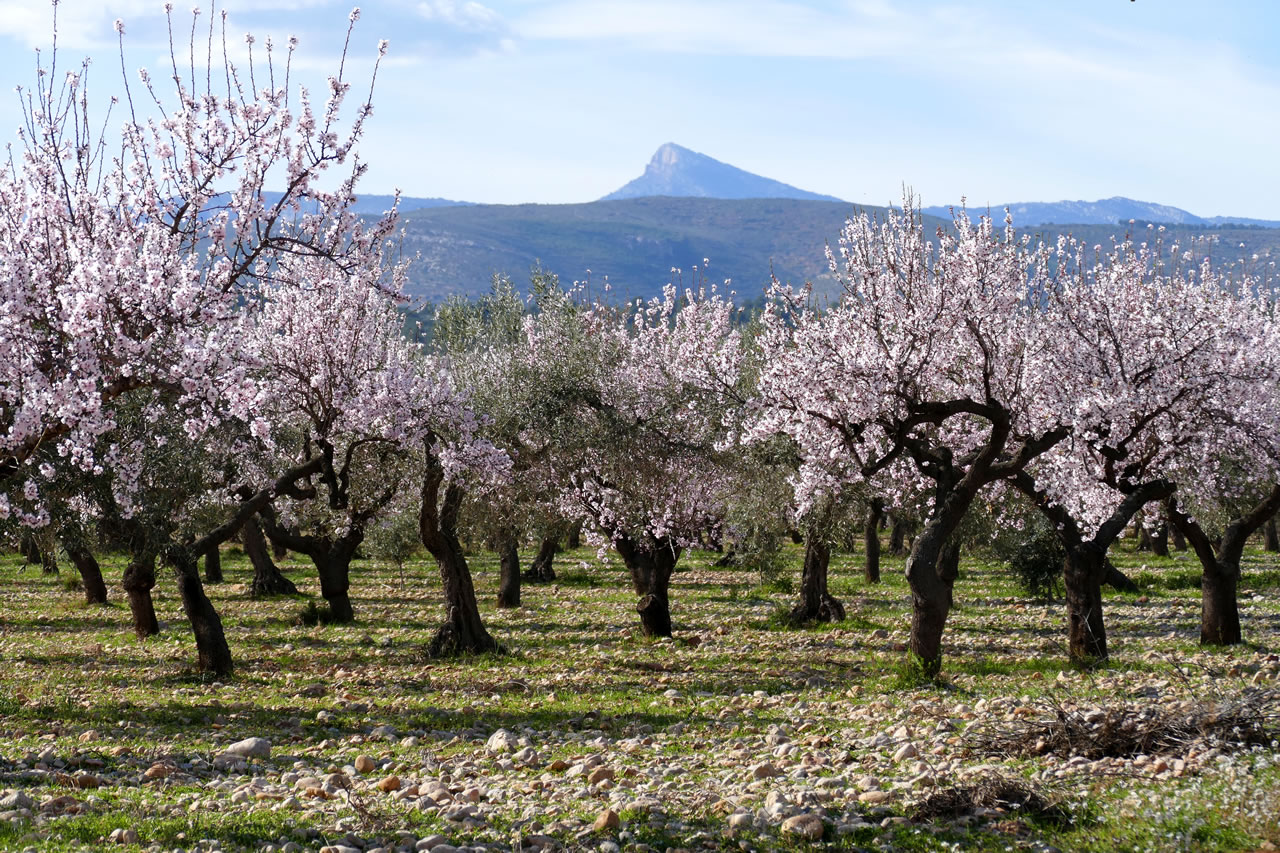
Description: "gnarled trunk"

(790, 536), (845, 623)
(615, 533), (680, 637)
(121, 553), (160, 639)
(65, 545), (108, 605)
(524, 535), (558, 582)
(905, 529), (953, 677)
(420, 444), (501, 657)
(566, 521), (582, 550)
(1200, 561), (1241, 646)
(1265, 516), (1279, 553)
(203, 544), (223, 584)
(243, 518), (298, 598)
(1063, 543), (1108, 662)
(314, 554), (355, 623)
(172, 551), (233, 677)
(497, 535), (521, 608)
(1168, 486), (1280, 648)
(1103, 559), (1139, 593)
(864, 499), (883, 584)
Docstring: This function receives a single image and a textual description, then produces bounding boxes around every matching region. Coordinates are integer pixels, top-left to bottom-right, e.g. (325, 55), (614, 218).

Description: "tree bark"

(203, 544), (223, 584)
(420, 440), (501, 656)
(171, 550), (234, 677)
(1265, 516), (1279, 553)
(272, 539), (289, 561)
(615, 533), (680, 637)
(314, 555), (355, 623)
(497, 535), (521, 608)
(790, 536), (845, 623)
(20, 531), (41, 565)
(243, 518), (298, 597)
(65, 544), (108, 605)
(864, 499), (883, 584)
(1150, 525), (1169, 557)
(1063, 543), (1109, 661)
(888, 514), (909, 557)
(524, 535), (558, 582)
(1200, 562), (1241, 646)
(121, 553), (160, 639)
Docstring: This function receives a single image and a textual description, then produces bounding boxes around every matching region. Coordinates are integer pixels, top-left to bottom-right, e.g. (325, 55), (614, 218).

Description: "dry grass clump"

(911, 775), (1070, 824)
(965, 687), (1280, 760)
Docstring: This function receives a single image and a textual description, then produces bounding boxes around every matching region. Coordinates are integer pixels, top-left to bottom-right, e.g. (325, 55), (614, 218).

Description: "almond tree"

(746, 201), (1064, 675)
(1012, 230), (1262, 661)
(521, 280), (743, 637)
(0, 5), (397, 675)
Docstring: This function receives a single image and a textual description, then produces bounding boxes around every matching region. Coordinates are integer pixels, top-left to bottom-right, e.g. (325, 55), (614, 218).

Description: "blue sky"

(1, 1), (1278, 217)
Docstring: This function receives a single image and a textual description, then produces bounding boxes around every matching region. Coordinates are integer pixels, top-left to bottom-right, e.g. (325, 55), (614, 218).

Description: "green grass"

(0, 533), (1277, 851)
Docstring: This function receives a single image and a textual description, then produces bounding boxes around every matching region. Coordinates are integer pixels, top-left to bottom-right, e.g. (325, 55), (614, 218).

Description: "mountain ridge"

(601, 142), (843, 204)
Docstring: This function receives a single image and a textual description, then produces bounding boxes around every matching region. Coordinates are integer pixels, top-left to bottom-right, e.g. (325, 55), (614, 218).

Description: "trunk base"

(637, 594), (673, 638)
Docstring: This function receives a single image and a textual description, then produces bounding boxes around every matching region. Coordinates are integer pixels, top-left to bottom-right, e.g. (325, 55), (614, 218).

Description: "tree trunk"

(65, 545), (108, 605)
(566, 521), (582, 550)
(1170, 524), (1187, 552)
(1063, 544), (1108, 662)
(315, 555), (354, 623)
(524, 535), (558, 582)
(905, 522), (959, 678)
(615, 533), (679, 637)
(864, 499), (883, 584)
(497, 536), (521, 608)
(788, 529), (804, 545)
(1201, 560), (1241, 646)
(790, 537), (845, 623)
(272, 539), (288, 561)
(1265, 516), (1279, 553)
(203, 544), (223, 584)
(1150, 525), (1169, 557)
(1136, 523), (1153, 552)
(888, 515), (908, 557)
(20, 531), (40, 565)
(243, 518), (298, 597)
(172, 551), (234, 677)
(121, 553), (160, 639)
(36, 533), (58, 575)
(420, 447), (501, 657)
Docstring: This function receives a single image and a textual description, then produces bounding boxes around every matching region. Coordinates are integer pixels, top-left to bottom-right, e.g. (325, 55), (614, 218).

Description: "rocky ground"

(0, 543), (1277, 852)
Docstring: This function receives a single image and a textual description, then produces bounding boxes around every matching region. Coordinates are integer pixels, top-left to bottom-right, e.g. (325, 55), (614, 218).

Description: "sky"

(0, 0), (1277, 218)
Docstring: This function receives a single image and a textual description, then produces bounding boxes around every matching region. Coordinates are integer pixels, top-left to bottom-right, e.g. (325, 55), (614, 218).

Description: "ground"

(0, 538), (1277, 853)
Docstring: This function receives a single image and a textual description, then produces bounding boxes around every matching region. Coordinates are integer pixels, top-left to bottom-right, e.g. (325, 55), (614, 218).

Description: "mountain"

(922, 196), (1280, 228)
(601, 143), (843, 203)
(391, 197), (1280, 306)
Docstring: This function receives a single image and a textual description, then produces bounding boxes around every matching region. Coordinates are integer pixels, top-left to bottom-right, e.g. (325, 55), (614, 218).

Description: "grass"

(0, 534), (1276, 851)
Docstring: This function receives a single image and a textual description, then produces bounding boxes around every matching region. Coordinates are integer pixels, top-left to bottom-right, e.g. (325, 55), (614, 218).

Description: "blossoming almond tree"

(1011, 231), (1264, 661)
(747, 201), (1065, 675)
(0, 5), (402, 675)
(520, 280), (744, 637)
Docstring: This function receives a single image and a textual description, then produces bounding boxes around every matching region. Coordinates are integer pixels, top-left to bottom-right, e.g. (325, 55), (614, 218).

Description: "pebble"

(377, 775), (402, 792)
(354, 755), (376, 774)
(224, 737), (271, 758)
(781, 813), (824, 840)
(593, 808), (621, 831)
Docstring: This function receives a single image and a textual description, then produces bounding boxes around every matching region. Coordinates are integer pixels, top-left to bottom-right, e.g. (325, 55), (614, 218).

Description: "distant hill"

(393, 197), (1280, 305)
(923, 196), (1280, 229)
(601, 143), (843, 203)
(258, 191), (470, 216)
